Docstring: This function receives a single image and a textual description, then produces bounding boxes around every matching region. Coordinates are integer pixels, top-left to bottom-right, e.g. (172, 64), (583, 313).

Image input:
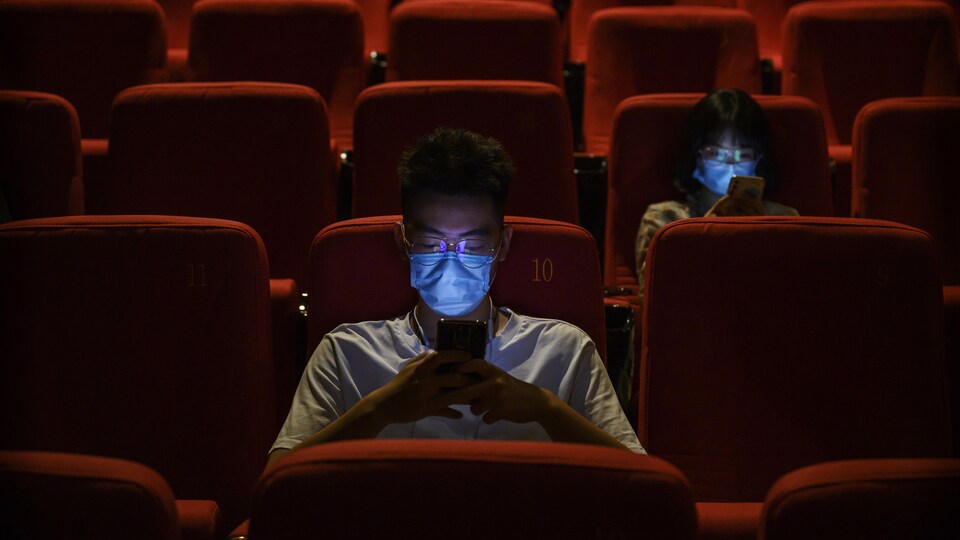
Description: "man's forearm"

(267, 396), (390, 468)
(537, 391), (631, 451)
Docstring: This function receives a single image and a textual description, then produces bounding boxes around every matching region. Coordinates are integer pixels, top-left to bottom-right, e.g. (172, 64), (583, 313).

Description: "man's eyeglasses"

(400, 223), (501, 269)
(699, 144), (760, 164)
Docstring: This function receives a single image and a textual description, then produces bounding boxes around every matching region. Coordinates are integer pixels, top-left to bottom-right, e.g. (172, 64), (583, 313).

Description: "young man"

(268, 128), (643, 466)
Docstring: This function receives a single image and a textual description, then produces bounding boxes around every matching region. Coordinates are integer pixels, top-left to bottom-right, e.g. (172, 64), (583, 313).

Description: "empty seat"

(605, 93), (833, 292)
(0, 0), (166, 139)
(0, 451), (182, 540)
(760, 459), (960, 540)
(641, 217), (951, 501)
(0, 90), (83, 220)
(0, 216), (277, 529)
(569, 0), (739, 63)
(782, 0), (959, 215)
(584, 7), (760, 154)
(852, 96), (960, 455)
(101, 82), (335, 287)
(307, 216), (607, 361)
(188, 0), (365, 147)
(249, 440), (697, 540)
(386, 1), (564, 88)
(352, 81), (578, 223)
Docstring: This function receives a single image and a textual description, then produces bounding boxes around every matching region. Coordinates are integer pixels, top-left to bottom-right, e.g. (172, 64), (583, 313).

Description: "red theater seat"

(307, 216), (607, 362)
(351, 81), (578, 223)
(782, 0), (959, 216)
(0, 91), (83, 220)
(0, 216), (277, 531)
(158, 0), (196, 50)
(249, 440), (697, 540)
(188, 0), (365, 147)
(0, 451), (188, 540)
(583, 7), (760, 154)
(852, 96), (960, 455)
(0, 0), (166, 139)
(386, 1), (564, 88)
(569, 0), (739, 63)
(641, 218), (951, 535)
(605, 93), (833, 292)
(101, 82), (335, 288)
(760, 459), (960, 540)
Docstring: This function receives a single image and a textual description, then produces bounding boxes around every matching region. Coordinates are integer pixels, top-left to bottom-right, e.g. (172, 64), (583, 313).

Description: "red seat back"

(0, 216), (276, 527)
(352, 81), (578, 223)
(250, 440), (697, 540)
(605, 93), (833, 288)
(0, 451), (180, 540)
(386, 1), (564, 88)
(760, 459), (960, 540)
(782, 0), (959, 146)
(188, 0), (365, 146)
(102, 82), (335, 286)
(584, 7), (761, 153)
(157, 0), (196, 49)
(0, 90), (83, 219)
(853, 96), (960, 285)
(307, 216), (607, 362)
(0, 0), (166, 138)
(640, 217), (951, 501)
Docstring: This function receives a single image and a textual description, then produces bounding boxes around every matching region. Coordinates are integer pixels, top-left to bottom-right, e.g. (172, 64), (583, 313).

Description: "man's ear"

(498, 225), (514, 262)
(394, 221), (408, 260)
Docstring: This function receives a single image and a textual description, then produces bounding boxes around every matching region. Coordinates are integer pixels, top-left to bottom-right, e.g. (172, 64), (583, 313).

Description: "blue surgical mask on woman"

(409, 252), (494, 316)
(693, 159), (757, 196)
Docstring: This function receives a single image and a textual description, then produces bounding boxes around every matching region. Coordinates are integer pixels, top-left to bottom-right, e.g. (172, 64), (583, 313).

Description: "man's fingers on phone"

(430, 378), (492, 408)
(435, 373), (476, 389)
(456, 358), (496, 378)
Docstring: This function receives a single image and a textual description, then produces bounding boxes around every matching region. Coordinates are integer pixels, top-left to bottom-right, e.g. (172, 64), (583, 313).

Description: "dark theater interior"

(1, 0), (959, 538)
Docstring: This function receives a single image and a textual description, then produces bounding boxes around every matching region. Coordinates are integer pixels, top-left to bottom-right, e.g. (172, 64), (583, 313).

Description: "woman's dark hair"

(399, 127), (515, 220)
(673, 88), (780, 196)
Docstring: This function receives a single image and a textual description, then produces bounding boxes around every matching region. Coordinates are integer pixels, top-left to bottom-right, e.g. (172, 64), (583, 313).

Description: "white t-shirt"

(272, 307), (646, 453)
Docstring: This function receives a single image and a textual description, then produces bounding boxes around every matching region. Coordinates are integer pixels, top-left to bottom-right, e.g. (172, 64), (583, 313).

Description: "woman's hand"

(705, 195), (765, 217)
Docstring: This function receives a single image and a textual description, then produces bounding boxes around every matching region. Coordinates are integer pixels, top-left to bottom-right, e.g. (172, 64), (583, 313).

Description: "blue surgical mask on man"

(693, 160), (757, 196)
(410, 252), (494, 317)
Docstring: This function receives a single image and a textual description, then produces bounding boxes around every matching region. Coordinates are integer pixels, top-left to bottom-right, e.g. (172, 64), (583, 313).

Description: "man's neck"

(414, 296), (494, 347)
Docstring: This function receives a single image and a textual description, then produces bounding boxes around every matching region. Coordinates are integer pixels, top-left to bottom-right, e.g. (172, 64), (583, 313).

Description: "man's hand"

(705, 195), (765, 217)
(366, 349), (477, 425)
(440, 359), (556, 424)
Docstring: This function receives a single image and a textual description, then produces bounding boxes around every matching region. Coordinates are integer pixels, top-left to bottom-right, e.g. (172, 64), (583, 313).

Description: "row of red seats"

(4, 88), (957, 289)
(2, 0), (956, 154)
(1, 214), (956, 539)
(4, 447), (958, 540)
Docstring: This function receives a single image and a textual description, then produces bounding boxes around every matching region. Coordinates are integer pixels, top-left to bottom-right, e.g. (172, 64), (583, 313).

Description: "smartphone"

(728, 175), (765, 202)
(436, 319), (487, 360)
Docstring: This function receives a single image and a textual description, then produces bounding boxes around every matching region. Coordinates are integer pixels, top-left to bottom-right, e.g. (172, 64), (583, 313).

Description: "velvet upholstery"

(852, 97), (960, 284)
(0, 0), (166, 138)
(640, 217), (951, 502)
(783, 0), (958, 146)
(386, 1), (564, 88)
(158, 0), (196, 49)
(584, 7), (761, 154)
(0, 451), (180, 540)
(352, 81), (578, 223)
(760, 459), (960, 540)
(102, 82), (335, 287)
(604, 93), (833, 290)
(0, 91), (83, 220)
(307, 216), (607, 362)
(188, 0), (365, 147)
(249, 440), (697, 540)
(0, 216), (276, 530)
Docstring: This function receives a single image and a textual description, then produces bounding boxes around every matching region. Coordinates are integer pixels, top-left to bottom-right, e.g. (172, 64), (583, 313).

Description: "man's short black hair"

(398, 127), (515, 220)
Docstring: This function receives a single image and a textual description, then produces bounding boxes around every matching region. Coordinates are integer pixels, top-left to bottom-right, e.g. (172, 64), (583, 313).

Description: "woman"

(634, 89), (798, 301)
